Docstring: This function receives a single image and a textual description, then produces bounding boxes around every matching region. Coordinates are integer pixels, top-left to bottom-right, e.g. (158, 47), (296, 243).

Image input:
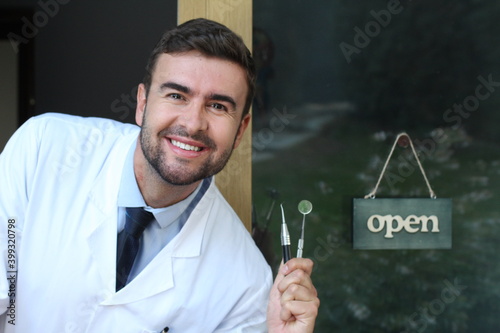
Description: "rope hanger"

(364, 132), (437, 199)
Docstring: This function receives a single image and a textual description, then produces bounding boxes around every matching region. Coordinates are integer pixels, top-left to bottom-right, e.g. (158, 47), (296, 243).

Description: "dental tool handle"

(281, 224), (291, 263)
(282, 243), (291, 263)
(297, 239), (304, 258)
(280, 203), (292, 263)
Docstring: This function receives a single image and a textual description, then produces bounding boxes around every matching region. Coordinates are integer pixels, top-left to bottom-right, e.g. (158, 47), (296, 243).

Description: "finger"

(281, 283), (318, 304)
(281, 257), (314, 276)
(280, 297), (320, 323)
(278, 268), (316, 294)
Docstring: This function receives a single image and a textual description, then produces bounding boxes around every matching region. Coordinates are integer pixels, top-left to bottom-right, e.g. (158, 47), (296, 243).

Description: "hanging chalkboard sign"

(353, 133), (452, 250)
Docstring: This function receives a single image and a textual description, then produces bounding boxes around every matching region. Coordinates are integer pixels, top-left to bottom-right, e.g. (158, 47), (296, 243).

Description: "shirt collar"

(117, 139), (202, 229)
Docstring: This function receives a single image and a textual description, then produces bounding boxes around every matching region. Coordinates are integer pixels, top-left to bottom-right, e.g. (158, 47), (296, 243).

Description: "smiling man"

(135, 51), (251, 205)
(0, 19), (319, 332)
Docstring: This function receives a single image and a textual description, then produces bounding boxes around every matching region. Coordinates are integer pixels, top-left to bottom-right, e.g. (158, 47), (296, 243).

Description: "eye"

(168, 93), (184, 100)
(209, 103), (228, 112)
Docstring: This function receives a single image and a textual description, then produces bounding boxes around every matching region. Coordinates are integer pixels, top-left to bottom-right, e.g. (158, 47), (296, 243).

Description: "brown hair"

(143, 18), (255, 117)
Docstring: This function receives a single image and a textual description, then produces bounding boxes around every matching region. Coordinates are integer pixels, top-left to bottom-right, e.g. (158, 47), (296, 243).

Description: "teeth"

(171, 139), (201, 152)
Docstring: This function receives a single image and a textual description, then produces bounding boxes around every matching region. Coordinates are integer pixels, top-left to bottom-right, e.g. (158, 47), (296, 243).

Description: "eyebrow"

(160, 81), (237, 110)
(159, 81), (190, 94)
(209, 93), (237, 110)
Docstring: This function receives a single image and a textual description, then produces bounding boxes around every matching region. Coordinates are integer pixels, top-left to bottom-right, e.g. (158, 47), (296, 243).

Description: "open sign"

(367, 214), (440, 238)
(353, 198), (452, 249)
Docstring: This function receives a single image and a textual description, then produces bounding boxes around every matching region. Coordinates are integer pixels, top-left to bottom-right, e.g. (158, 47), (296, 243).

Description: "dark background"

(0, 0), (177, 126)
(253, 0), (500, 141)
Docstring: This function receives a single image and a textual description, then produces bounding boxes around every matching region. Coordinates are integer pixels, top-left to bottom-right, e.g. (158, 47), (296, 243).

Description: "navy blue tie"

(116, 207), (155, 291)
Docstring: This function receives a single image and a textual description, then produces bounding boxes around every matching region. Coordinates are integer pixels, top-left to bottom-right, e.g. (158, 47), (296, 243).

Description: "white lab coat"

(0, 113), (272, 332)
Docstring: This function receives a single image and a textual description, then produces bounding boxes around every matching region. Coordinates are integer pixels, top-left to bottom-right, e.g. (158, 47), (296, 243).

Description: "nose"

(179, 101), (209, 134)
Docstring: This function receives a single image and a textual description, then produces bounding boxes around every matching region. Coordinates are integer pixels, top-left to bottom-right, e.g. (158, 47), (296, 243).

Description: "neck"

(133, 141), (200, 208)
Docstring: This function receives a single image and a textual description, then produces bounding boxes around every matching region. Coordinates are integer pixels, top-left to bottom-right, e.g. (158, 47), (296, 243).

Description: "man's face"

(135, 51), (251, 186)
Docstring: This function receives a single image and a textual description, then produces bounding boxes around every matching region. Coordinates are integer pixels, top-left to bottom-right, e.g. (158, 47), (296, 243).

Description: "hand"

(267, 258), (320, 333)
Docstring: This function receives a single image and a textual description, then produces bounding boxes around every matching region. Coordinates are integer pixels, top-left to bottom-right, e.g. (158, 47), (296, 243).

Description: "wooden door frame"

(178, 0), (253, 231)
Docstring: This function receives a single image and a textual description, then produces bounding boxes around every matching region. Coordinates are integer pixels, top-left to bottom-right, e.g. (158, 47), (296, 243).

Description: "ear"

(233, 113), (251, 149)
(135, 83), (147, 126)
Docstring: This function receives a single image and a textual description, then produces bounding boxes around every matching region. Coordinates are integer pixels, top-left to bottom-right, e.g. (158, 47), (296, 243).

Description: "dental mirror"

(297, 200), (312, 258)
(298, 200), (313, 215)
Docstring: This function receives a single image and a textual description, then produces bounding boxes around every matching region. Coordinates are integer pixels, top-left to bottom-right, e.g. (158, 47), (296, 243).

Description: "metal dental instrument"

(280, 204), (292, 263)
(297, 200), (313, 258)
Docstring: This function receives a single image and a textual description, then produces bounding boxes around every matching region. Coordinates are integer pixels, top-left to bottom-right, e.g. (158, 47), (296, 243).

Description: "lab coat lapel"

(86, 204), (116, 293)
(85, 133), (136, 295)
(103, 179), (215, 305)
(171, 177), (214, 258)
(104, 251), (174, 305)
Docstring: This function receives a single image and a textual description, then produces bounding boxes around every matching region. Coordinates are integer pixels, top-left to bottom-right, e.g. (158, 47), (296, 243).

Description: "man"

(0, 18), (319, 332)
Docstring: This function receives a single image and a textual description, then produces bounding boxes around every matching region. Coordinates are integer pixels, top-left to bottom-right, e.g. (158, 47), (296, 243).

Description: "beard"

(139, 110), (236, 186)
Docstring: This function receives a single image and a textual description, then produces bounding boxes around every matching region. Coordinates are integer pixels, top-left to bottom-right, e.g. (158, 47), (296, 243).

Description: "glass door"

(252, 1), (500, 332)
